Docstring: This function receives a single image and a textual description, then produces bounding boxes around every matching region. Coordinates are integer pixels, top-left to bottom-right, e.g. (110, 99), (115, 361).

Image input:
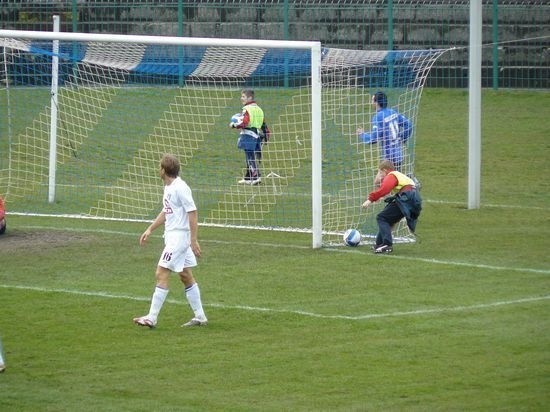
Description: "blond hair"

(160, 154), (180, 177)
(378, 159), (395, 171)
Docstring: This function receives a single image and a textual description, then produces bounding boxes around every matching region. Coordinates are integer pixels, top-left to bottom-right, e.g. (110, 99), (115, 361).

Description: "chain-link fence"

(1, 0), (549, 88)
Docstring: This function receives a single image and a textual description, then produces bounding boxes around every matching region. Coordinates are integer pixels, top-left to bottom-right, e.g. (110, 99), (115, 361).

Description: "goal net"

(0, 31), (445, 247)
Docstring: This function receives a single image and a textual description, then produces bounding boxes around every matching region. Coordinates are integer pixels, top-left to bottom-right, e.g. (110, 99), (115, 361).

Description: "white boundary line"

(423, 199), (549, 211)
(2, 226), (549, 319)
(324, 248), (550, 275)
(0, 284), (548, 321)
(15, 224), (550, 275)
(6, 198), (549, 216)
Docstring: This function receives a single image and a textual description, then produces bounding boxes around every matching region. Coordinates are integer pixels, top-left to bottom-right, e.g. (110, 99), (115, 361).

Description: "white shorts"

(158, 230), (197, 273)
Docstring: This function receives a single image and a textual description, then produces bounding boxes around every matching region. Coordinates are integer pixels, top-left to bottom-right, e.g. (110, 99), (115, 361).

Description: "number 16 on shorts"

(161, 251), (173, 263)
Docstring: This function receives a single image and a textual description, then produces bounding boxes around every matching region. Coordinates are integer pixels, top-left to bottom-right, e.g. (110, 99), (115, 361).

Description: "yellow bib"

(389, 171), (415, 193)
(244, 103), (264, 128)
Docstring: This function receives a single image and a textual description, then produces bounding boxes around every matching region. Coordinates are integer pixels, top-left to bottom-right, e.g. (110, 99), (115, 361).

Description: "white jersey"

(162, 176), (197, 233)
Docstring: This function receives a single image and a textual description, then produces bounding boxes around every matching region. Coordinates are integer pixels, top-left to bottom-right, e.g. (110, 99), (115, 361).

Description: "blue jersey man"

(357, 91), (413, 170)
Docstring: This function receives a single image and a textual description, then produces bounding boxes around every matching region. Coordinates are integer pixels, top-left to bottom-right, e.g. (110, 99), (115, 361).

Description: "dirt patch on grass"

(0, 229), (94, 253)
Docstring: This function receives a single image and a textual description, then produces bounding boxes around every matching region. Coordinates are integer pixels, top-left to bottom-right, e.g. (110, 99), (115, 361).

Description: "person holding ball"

(230, 89), (270, 185)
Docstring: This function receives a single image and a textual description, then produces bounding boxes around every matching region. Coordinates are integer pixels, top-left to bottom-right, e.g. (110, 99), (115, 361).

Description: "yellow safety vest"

(243, 103), (264, 129)
(388, 171), (415, 193)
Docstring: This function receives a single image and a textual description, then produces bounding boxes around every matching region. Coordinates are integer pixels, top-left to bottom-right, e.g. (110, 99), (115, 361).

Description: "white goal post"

(0, 29), (445, 248)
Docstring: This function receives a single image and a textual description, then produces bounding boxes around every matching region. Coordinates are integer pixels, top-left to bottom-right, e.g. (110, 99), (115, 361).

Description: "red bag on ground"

(0, 197), (6, 234)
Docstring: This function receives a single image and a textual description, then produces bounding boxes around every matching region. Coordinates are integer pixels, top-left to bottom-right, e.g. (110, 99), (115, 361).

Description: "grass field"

(0, 89), (549, 411)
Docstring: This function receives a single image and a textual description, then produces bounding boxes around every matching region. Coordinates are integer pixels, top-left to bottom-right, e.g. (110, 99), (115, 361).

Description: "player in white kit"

(133, 154), (207, 328)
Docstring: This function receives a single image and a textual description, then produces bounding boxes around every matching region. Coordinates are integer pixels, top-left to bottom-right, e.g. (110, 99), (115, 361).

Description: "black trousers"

(375, 201), (404, 247)
(244, 149), (260, 179)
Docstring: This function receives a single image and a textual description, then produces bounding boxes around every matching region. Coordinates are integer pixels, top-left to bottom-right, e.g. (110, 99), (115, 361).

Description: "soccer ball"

(230, 113), (244, 127)
(343, 228), (361, 247)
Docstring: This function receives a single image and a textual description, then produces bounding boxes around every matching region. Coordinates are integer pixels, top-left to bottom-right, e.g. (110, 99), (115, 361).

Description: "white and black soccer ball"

(230, 112), (244, 127)
(343, 228), (361, 247)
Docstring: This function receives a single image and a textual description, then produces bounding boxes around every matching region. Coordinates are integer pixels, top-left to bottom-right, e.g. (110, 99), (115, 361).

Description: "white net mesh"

(0, 35), (446, 246)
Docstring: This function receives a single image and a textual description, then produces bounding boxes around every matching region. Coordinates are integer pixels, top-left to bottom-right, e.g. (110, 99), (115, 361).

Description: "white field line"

(7, 198), (550, 215)
(16, 225), (550, 275)
(0, 284), (548, 321)
(324, 248), (550, 275)
(423, 199), (549, 211)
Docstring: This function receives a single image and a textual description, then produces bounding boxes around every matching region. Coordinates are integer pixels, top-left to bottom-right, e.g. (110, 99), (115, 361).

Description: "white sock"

(148, 286), (169, 321)
(185, 283), (206, 320)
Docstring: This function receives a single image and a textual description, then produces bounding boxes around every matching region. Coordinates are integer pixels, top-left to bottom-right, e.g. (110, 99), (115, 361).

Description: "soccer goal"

(0, 29), (445, 248)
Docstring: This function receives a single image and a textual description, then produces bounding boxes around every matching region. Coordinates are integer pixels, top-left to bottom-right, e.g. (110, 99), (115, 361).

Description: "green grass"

(0, 89), (549, 410)
(0, 217), (548, 411)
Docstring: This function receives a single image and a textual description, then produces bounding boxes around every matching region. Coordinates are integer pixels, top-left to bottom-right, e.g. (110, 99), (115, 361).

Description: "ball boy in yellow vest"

(362, 160), (422, 254)
(230, 89), (270, 185)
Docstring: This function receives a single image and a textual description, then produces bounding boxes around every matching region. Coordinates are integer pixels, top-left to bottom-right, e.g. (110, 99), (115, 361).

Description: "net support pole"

(468, 0), (482, 209)
(0, 336), (5, 370)
(48, 16), (60, 204)
(311, 42), (322, 249)
(3, 47), (14, 167)
(0, 29), (325, 246)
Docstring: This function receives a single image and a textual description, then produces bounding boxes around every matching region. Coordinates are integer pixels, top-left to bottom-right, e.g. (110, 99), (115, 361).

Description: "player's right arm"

(357, 127), (371, 143)
(358, 113), (382, 144)
(367, 174), (398, 203)
(234, 110), (250, 129)
(140, 211), (166, 246)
